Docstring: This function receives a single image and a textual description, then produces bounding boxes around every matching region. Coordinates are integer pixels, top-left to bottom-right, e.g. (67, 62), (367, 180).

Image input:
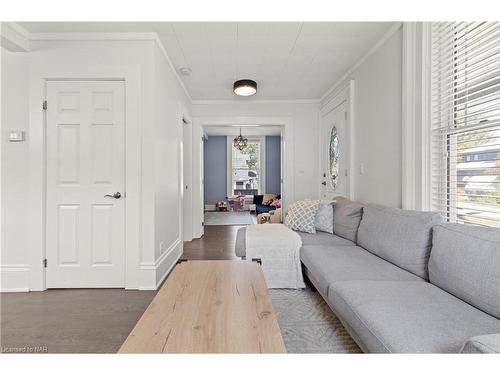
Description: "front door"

(46, 81), (125, 288)
(320, 96), (350, 199)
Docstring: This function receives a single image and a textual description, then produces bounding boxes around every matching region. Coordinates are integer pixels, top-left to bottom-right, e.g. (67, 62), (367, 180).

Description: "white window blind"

(431, 22), (500, 227)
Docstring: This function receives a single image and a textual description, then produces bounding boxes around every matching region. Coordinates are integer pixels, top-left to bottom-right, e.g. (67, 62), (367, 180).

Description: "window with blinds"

(431, 22), (500, 228)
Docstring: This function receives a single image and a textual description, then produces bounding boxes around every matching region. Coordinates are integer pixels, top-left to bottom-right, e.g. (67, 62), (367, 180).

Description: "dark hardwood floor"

(0, 289), (156, 353)
(181, 225), (243, 260)
(0, 225), (242, 353)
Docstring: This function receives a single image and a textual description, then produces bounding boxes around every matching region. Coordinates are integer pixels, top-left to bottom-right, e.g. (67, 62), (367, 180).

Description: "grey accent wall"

(265, 136), (281, 195)
(204, 136), (227, 205)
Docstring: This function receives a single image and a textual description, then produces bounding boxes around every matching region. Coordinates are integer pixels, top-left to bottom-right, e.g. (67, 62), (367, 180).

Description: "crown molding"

(1, 22), (30, 51)
(4, 22), (30, 39)
(11, 25), (193, 102)
(320, 22), (403, 105)
(151, 33), (192, 102)
(9, 22), (404, 106)
(192, 99), (320, 105)
(28, 32), (159, 41)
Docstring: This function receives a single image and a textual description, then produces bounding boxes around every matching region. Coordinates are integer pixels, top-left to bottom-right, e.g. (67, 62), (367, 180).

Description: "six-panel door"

(46, 81), (125, 288)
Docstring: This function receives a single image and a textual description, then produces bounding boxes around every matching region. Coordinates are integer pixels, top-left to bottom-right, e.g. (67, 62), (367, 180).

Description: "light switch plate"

(359, 163), (365, 175)
(8, 131), (25, 142)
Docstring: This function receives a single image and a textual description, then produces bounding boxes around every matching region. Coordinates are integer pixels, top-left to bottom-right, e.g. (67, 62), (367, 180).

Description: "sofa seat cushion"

(298, 231), (355, 247)
(328, 280), (500, 353)
(300, 245), (422, 298)
(357, 204), (442, 280)
(429, 223), (500, 320)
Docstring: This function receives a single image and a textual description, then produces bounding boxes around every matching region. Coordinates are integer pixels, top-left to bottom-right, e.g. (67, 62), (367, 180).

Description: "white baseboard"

(204, 204), (216, 211)
(137, 238), (182, 290)
(0, 264), (31, 292)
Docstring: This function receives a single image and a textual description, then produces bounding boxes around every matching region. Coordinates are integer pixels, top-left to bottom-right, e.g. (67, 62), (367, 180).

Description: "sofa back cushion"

(333, 197), (364, 242)
(253, 195), (264, 205)
(429, 223), (500, 319)
(315, 201), (334, 233)
(262, 193), (276, 205)
(357, 205), (442, 279)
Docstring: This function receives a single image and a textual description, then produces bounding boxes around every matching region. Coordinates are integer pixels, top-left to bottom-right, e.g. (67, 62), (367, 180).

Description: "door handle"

(104, 192), (121, 199)
(321, 181), (327, 186)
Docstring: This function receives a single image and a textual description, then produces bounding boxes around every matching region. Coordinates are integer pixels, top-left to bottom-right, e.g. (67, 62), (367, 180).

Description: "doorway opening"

(202, 125), (284, 226)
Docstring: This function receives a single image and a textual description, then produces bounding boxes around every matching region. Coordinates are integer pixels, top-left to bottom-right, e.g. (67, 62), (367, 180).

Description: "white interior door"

(46, 81), (125, 288)
(320, 99), (350, 200)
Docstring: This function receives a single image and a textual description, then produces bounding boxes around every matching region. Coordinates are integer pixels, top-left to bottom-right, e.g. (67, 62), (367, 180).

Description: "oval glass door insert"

(329, 125), (339, 190)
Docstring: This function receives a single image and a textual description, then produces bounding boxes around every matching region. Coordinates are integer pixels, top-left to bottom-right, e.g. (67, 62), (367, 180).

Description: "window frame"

(429, 22), (500, 228)
(226, 136), (266, 198)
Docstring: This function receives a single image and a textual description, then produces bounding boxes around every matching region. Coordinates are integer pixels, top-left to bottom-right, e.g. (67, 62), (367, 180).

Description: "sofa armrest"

(269, 208), (282, 223)
(460, 334), (500, 353)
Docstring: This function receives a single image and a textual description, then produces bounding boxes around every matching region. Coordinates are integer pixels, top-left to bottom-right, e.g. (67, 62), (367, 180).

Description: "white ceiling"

(19, 22), (396, 100)
(204, 125), (281, 137)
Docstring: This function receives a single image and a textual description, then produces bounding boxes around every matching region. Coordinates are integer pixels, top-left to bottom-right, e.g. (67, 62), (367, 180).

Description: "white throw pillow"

(315, 201), (334, 233)
(285, 200), (320, 233)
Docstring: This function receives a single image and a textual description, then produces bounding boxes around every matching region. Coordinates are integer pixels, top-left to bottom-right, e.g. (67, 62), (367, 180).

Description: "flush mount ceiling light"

(233, 79), (257, 96)
(233, 128), (248, 151)
(179, 67), (192, 76)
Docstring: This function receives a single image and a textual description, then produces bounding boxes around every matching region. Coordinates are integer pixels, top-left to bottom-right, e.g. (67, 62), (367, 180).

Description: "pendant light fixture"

(233, 128), (248, 151)
(233, 79), (257, 96)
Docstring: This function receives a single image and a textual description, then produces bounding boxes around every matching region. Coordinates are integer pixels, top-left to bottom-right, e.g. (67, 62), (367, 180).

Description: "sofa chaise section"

(328, 280), (500, 353)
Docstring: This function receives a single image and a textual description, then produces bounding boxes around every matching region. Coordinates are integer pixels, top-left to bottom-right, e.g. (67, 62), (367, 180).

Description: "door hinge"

(42, 100), (48, 110)
(43, 259), (47, 268)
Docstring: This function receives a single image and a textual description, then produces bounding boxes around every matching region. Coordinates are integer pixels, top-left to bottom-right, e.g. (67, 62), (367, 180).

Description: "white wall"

(152, 44), (191, 285)
(322, 27), (403, 208)
(192, 102), (320, 203)
(1, 39), (190, 291)
(1, 48), (31, 290)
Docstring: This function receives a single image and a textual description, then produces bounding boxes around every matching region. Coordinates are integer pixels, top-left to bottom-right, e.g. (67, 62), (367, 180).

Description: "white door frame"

(192, 116), (294, 233)
(179, 103), (193, 242)
(28, 64), (142, 291)
(319, 80), (355, 201)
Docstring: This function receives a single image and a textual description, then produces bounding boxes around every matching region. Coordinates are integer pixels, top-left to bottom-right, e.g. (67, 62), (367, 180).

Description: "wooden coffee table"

(119, 260), (286, 353)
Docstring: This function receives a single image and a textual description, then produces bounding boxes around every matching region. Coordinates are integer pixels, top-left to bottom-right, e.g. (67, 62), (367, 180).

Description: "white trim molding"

(138, 238), (182, 290)
(402, 22), (418, 210)
(420, 22), (433, 211)
(8, 24), (193, 102)
(0, 264), (31, 292)
(192, 99), (320, 105)
(28, 64), (143, 291)
(321, 23), (402, 105)
(401, 22), (432, 211)
(0, 22), (30, 51)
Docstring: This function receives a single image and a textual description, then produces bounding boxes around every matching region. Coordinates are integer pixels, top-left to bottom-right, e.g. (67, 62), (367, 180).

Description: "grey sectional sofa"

(235, 199), (500, 353)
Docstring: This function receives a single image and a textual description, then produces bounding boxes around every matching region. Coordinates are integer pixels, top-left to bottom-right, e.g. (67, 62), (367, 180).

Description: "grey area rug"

(269, 288), (362, 353)
(204, 211), (257, 225)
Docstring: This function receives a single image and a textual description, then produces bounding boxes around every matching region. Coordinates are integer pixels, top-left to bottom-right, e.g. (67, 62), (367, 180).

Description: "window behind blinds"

(431, 22), (500, 228)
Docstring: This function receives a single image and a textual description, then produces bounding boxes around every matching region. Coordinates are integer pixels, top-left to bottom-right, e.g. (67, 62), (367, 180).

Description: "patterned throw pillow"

(285, 200), (320, 233)
(315, 201), (334, 233)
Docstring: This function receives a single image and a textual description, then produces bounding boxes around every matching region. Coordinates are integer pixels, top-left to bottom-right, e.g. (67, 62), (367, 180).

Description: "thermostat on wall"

(8, 131), (25, 142)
